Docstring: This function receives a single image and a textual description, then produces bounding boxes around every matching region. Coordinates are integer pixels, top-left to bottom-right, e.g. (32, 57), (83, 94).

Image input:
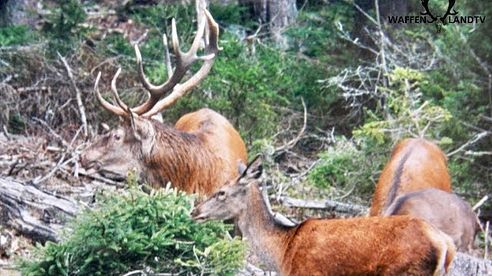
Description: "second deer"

(370, 138), (452, 216)
(384, 188), (480, 253)
(192, 156), (456, 276)
(371, 138), (479, 253)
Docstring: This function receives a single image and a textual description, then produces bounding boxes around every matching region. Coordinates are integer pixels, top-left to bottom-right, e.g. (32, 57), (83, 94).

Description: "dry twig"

(274, 98), (307, 154)
(58, 53), (88, 137)
(473, 195), (490, 211)
(31, 126), (84, 186)
(447, 131), (491, 157)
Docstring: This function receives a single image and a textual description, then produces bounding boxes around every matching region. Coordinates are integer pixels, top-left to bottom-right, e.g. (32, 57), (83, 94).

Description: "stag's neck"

(238, 183), (297, 271)
(141, 122), (222, 194)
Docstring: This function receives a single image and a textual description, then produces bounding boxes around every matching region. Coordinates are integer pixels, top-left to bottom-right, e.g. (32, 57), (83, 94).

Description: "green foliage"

(353, 67), (453, 145)
(131, 4), (193, 30)
(209, 4), (256, 29)
(8, 113), (27, 134)
(43, 0), (86, 38)
(286, 1), (355, 59)
(18, 186), (245, 275)
(42, 0), (87, 54)
(448, 159), (475, 193)
(308, 138), (380, 198)
(0, 25), (35, 46)
(101, 33), (134, 58)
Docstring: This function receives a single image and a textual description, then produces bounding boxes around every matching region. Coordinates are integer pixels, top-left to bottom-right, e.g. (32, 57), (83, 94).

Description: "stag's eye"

(113, 134), (121, 141)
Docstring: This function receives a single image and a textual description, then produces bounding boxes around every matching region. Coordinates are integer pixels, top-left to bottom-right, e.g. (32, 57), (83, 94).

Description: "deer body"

(384, 188), (479, 253)
(142, 108), (247, 194)
(174, 108), (247, 174)
(80, 3), (247, 195)
(192, 157), (456, 275)
(370, 138), (452, 216)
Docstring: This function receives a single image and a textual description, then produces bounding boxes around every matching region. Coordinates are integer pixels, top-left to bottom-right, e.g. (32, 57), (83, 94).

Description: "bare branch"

(447, 131), (491, 157)
(278, 196), (367, 216)
(473, 195), (489, 211)
(274, 98), (307, 154)
(58, 53), (88, 137)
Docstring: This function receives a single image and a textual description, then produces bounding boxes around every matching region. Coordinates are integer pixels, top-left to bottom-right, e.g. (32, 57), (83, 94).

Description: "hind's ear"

(242, 155), (262, 181)
(237, 160), (247, 175)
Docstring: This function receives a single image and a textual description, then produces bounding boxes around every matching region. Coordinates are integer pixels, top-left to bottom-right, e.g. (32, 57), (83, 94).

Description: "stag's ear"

(240, 155), (263, 183)
(128, 115), (154, 141)
(128, 111), (142, 141)
(127, 116), (156, 156)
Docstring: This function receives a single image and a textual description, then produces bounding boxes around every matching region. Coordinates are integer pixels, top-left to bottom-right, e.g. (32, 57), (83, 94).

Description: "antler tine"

(131, 16), (207, 115)
(110, 68), (130, 111)
(163, 34), (172, 79)
(141, 8), (219, 118)
(94, 71), (128, 117)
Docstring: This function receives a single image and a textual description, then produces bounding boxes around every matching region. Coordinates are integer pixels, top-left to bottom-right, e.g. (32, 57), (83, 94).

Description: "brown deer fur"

(370, 138), (452, 216)
(192, 157), (456, 275)
(81, 108), (247, 195)
(384, 188), (479, 253)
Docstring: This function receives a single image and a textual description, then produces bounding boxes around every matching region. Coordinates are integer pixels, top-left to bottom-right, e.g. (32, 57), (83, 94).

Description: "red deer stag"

(369, 138), (452, 216)
(192, 156), (456, 276)
(80, 4), (247, 195)
(384, 188), (479, 253)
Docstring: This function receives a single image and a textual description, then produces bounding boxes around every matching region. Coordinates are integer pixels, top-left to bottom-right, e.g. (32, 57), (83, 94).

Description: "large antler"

(141, 9), (219, 118)
(94, 0), (219, 119)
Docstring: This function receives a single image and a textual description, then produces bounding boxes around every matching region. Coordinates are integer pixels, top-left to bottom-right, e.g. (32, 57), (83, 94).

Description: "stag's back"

(370, 138), (452, 216)
(175, 108), (247, 190)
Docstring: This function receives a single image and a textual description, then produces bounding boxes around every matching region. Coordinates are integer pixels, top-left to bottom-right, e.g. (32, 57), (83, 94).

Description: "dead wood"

(278, 196), (367, 216)
(449, 252), (492, 275)
(0, 177), (80, 242)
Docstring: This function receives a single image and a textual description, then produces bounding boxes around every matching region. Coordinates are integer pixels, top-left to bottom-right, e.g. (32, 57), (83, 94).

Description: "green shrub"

(286, 1), (355, 59)
(209, 4), (256, 29)
(308, 138), (380, 198)
(0, 25), (35, 46)
(8, 113), (27, 134)
(42, 0), (87, 55)
(18, 185), (245, 275)
(130, 3), (195, 39)
(353, 67), (453, 145)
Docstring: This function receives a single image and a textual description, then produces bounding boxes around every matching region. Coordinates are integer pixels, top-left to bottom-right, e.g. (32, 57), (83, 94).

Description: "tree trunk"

(378, 0), (408, 19)
(239, 0), (297, 47)
(0, 0), (36, 27)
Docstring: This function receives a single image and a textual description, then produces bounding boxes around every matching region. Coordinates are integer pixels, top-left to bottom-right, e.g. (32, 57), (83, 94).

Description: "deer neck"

(237, 183), (296, 271)
(140, 122), (220, 193)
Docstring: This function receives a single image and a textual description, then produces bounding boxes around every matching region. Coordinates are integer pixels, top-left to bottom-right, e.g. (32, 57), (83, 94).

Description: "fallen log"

(278, 196), (367, 215)
(0, 177), (80, 242)
(449, 252), (492, 275)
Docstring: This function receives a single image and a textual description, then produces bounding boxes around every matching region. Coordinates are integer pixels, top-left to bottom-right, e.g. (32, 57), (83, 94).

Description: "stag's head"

(191, 156), (263, 222)
(80, 2), (219, 180)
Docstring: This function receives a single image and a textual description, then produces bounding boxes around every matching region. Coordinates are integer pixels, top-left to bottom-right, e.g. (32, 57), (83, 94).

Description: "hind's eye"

(113, 134), (121, 141)
(217, 190), (226, 200)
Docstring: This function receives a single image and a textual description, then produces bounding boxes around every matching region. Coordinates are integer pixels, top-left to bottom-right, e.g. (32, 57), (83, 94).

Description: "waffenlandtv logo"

(387, 0), (486, 32)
